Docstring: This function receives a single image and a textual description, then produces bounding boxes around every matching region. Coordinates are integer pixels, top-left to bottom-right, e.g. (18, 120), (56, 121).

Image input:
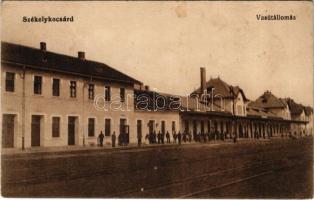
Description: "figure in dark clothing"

(182, 132), (186, 143)
(112, 131), (116, 147)
(173, 132), (177, 143)
(149, 132), (153, 144)
(233, 135), (237, 143)
(157, 131), (161, 144)
(118, 133), (122, 146)
(137, 131), (142, 147)
(204, 133), (207, 143)
(153, 131), (157, 144)
(145, 133), (149, 143)
(166, 131), (170, 143)
(98, 131), (105, 146)
(188, 131), (192, 143)
(178, 131), (182, 145)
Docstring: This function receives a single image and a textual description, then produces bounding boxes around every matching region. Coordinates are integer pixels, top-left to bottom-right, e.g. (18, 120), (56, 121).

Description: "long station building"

(1, 41), (313, 148)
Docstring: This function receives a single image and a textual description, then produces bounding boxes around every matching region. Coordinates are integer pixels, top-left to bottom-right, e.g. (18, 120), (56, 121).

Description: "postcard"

(1, 1), (313, 198)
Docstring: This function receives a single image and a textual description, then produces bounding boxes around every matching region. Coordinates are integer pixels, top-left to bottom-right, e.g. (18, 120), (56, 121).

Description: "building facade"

(1, 41), (313, 149)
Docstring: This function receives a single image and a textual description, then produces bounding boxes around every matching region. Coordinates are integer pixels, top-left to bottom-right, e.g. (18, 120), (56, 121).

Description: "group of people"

(143, 130), (235, 145)
(97, 129), (240, 148)
(144, 131), (172, 144)
(97, 131), (130, 147)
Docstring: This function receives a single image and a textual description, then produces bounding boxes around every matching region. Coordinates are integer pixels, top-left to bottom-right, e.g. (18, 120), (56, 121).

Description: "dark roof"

(191, 77), (249, 101)
(285, 98), (304, 116)
(247, 104), (282, 119)
(250, 91), (287, 109)
(1, 41), (141, 85)
(134, 89), (181, 112)
(304, 106), (313, 116)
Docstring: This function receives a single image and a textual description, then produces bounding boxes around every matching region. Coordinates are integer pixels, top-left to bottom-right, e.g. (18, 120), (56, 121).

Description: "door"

(119, 119), (129, 144)
(31, 115), (41, 147)
(68, 117), (76, 145)
(148, 120), (154, 134)
(2, 114), (15, 148)
(161, 121), (166, 134)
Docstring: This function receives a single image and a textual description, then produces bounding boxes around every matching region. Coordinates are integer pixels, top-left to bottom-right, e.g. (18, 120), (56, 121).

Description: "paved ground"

(1, 137), (313, 198)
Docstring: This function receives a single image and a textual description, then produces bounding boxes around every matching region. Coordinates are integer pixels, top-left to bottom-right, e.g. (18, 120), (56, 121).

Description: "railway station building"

(1, 41), (312, 149)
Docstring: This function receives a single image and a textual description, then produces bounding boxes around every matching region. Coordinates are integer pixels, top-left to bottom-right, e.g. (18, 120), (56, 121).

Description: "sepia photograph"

(1, 1), (313, 198)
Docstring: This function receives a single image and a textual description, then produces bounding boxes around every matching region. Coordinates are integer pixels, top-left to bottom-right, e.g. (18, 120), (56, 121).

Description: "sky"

(2, 1), (313, 106)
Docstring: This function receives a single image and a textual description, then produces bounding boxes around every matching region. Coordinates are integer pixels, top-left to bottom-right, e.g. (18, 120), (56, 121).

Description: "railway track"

(112, 156), (312, 198)
(2, 145), (311, 186)
(2, 138), (312, 198)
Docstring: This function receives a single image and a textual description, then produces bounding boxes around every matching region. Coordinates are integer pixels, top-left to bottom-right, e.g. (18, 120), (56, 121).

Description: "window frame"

(52, 117), (60, 138)
(120, 88), (125, 102)
(5, 72), (15, 92)
(88, 118), (95, 137)
(88, 84), (95, 100)
(52, 78), (60, 97)
(104, 86), (111, 101)
(105, 118), (111, 136)
(70, 81), (77, 98)
(34, 75), (42, 95)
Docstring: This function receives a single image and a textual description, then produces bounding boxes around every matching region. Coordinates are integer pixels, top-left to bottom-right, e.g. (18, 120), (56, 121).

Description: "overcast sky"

(2, 1), (313, 106)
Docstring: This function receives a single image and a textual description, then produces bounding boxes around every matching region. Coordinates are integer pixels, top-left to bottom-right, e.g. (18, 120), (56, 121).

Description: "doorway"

(2, 114), (15, 148)
(68, 116), (77, 145)
(31, 115), (42, 147)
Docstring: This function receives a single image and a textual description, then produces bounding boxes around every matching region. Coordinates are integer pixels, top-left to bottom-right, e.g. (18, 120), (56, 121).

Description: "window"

(70, 81), (77, 98)
(120, 88), (125, 102)
(52, 117), (60, 137)
(88, 84), (94, 100)
(148, 120), (154, 134)
(137, 120), (142, 136)
(88, 118), (95, 137)
(172, 121), (176, 132)
(34, 76), (42, 95)
(161, 121), (166, 134)
(5, 72), (15, 92)
(105, 119), (111, 136)
(52, 78), (60, 96)
(105, 86), (111, 101)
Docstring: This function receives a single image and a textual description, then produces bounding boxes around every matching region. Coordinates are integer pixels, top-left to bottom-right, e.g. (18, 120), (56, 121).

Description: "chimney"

(200, 67), (206, 94)
(40, 42), (46, 51)
(78, 51), (85, 60)
(145, 85), (150, 91)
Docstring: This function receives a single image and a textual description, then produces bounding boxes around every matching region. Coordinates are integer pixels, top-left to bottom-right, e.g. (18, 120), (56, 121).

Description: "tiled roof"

(1, 41), (141, 85)
(180, 96), (232, 115)
(304, 106), (313, 116)
(285, 98), (304, 116)
(250, 91), (287, 109)
(247, 104), (281, 119)
(191, 77), (248, 101)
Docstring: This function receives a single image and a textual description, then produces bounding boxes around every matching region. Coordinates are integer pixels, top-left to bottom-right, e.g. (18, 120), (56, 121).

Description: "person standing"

(178, 131), (182, 145)
(153, 131), (157, 144)
(112, 131), (116, 147)
(157, 131), (161, 144)
(188, 131), (192, 143)
(98, 131), (105, 147)
(137, 130), (142, 147)
(173, 131), (177, 144)
(166, 131), (170, 143)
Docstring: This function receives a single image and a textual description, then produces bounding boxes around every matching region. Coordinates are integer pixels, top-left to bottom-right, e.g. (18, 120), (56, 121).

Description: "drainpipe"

(21, 67), (26, 150)
(82, 80), (87, 147)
